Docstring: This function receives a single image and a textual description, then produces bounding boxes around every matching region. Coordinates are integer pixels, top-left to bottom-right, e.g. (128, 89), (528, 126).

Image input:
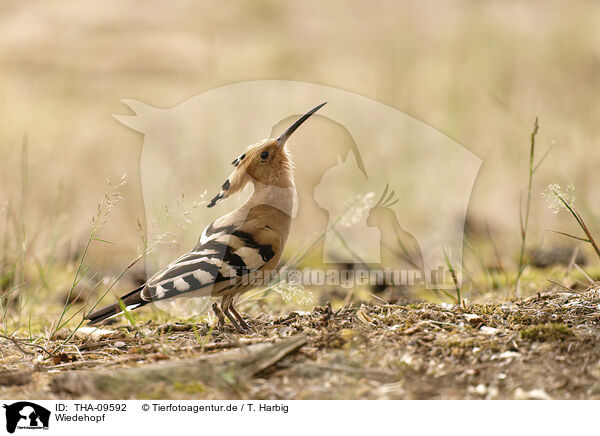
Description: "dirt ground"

(1, 286), (599, 400)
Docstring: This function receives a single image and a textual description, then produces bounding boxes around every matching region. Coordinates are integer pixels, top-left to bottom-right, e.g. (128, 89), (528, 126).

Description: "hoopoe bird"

(87, 102), (326, 331)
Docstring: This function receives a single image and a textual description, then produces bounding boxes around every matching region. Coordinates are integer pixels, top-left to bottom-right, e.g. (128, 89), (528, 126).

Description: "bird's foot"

(223, 310), (247, 333)
(230, 306), (251, 331)
(213, 302), (249, 333)
(238, 317), (251, 331)
(212, 302), (226, 330)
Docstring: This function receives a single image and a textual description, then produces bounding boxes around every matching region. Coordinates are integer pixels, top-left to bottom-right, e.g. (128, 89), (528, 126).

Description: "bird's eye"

(260, 151), (269, 160)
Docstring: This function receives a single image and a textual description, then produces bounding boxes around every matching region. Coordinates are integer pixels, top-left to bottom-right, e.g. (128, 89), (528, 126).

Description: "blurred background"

(1, 0), (600, 325)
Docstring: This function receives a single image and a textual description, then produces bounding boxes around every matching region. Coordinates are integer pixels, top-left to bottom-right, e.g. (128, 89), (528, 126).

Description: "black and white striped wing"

(141, 223), (278, 301)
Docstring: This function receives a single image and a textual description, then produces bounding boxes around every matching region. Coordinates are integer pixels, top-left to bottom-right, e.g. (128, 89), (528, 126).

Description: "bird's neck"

(246, 180), (297, 217)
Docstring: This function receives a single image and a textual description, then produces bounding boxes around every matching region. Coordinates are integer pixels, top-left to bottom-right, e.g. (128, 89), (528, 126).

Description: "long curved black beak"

(277, 102), (327, 146)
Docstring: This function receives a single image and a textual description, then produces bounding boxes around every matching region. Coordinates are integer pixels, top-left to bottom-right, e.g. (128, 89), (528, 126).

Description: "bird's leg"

(229, 302), (251, 330)
(212, 302), (226, 329)
(223, 309), (245, 333)
(221, 297), (246, 333)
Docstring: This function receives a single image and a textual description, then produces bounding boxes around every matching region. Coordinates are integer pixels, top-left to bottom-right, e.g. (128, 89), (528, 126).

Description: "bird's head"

(207, 102), (326, 208)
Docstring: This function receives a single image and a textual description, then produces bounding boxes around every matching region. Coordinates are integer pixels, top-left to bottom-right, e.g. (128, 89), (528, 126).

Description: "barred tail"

(86, 285), (148, 324)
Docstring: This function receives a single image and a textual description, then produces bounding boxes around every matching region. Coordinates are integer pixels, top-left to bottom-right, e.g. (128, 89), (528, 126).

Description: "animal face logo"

(3, 402), (50, 433)
(115, 80), (481, 305)
(366, 185), (424, 271)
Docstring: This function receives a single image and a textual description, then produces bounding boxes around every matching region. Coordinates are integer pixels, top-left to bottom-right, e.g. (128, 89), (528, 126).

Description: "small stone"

(497, 351), (521, 360)
(464, 314), (483, 326)
(468, 384), (487, 395)
(480, 326), (498, 335)
(73, 326), (119, 340)
(488, 386), (499, 398)
(514, 387), (552, 400)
